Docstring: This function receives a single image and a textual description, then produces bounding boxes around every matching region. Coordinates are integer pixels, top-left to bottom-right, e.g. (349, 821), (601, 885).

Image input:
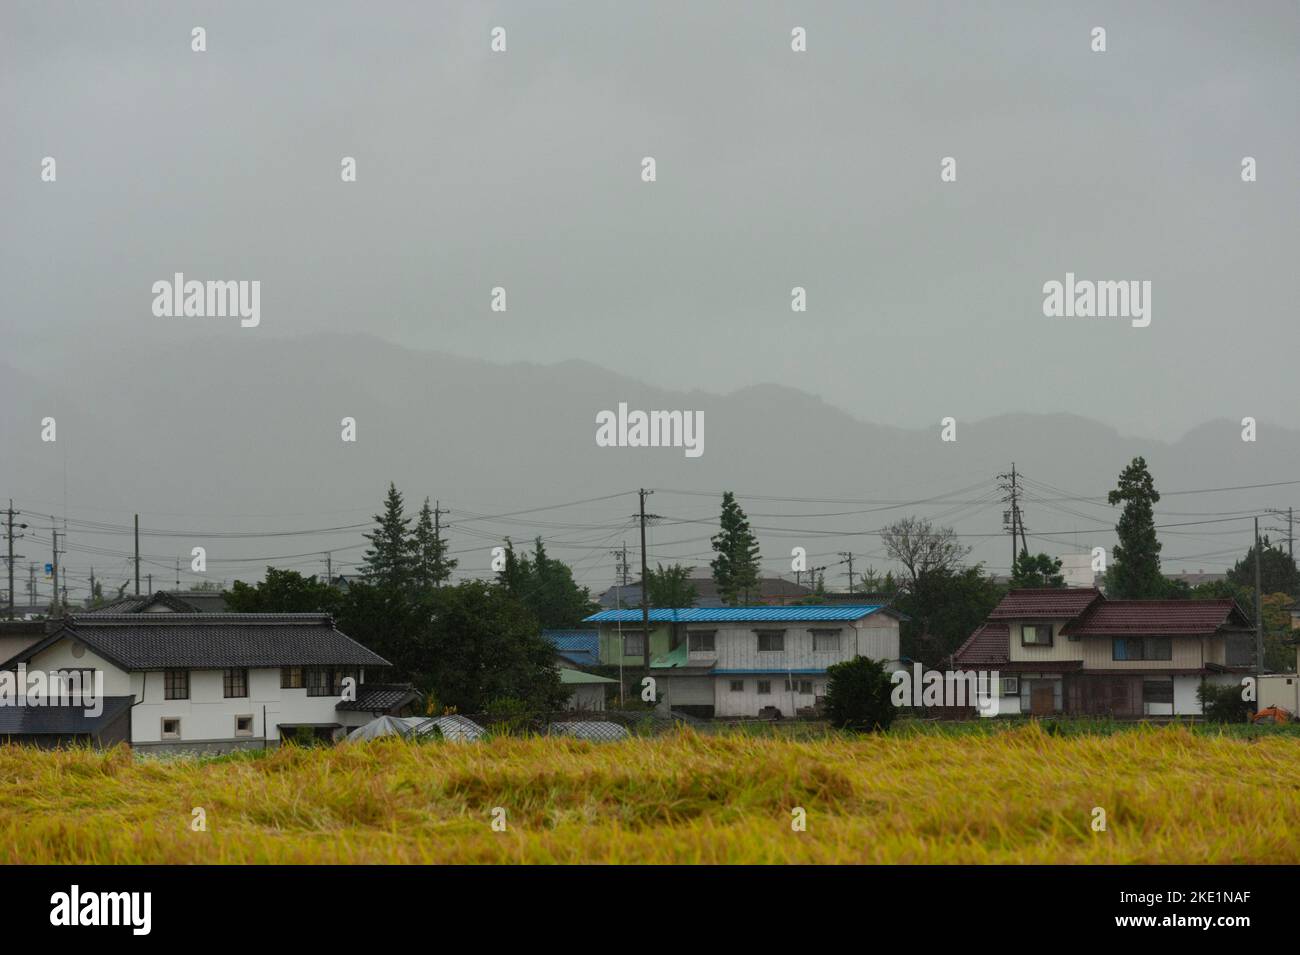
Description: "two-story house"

(953, 589), (1253, 717)
(0, 613), (415, 750)
(583, 605), (902, 718)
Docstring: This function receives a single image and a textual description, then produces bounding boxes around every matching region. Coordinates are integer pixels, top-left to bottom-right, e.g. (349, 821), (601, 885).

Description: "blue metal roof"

(582, 605), (885, 624)
(541, 629), (600, 667)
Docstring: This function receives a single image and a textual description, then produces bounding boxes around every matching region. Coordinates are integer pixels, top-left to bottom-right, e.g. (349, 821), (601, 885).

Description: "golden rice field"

(2, 723), (1298, 864)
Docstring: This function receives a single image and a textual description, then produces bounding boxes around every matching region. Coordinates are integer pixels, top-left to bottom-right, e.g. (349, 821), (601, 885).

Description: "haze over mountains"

(2, 332), (1291, 599)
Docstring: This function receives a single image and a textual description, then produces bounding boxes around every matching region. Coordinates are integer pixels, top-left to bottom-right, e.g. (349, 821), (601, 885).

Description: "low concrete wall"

(132, 737), (277, 756)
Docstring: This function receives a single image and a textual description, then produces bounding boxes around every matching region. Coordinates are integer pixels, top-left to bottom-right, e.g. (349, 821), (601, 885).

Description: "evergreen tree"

(710, 491), (762, 605)
(226, 567), (342, 614)
(494, 537), (595, 629)
(336, 579), (567, 712)
(646, 563), (698, 608)
(1010, 550), (1065, 588)
(1226, 535), (1300, 598)
(496, 537), (526, 595)
(411, 498), (457, 590)
(1105, 457), (1166, 598)
(361, 482), (413, 589)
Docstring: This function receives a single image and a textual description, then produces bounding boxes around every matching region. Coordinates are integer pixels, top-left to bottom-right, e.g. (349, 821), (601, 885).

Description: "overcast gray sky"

(2, 2), (1298, 601)
(3, 0), (1297, 439)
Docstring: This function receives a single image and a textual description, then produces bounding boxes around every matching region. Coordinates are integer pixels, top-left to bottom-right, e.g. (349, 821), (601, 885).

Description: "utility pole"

(134, 514), (140, 596)
(27, 563), (36, 610)
(998, 464), (1029, 572)
(433, 500), (449, 586)
(147, 573), (153, 593)
(4, 501), (28, 619)
(1255, 517), (1264, 695)
(610, 542), (630, 706)
(175, 558), (180, 590)
(431, 504), (452, 587)
(50, 527), (61, 617)
(325, 551), (333, 583)
(638, 489), (653, 672)
(838, 552), (856, 594)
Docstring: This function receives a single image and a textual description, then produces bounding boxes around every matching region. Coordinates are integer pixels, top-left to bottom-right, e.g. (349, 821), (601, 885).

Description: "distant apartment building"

(583, 605), (902, 718)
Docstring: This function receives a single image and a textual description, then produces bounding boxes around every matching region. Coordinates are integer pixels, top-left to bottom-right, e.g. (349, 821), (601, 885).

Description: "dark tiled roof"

(542, 629), (600, 667)
(986, 588), (1102, 620)
(84, 590), (228, 614)
(1061, 599), (1252, 637)
(170, 591), (229, 612)
(87, 595), (152, 613)
(336, 683), (418, 712)
(952, 623), (1010, 667)
(0, 696), (133, 736)
(26, 614), (390, 671)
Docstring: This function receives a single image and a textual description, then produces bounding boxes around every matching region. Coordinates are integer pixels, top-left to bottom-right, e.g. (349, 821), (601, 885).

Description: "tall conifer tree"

(710, 491), (762, 605)
(361, 482), (413, 589)
(1106, 457), (1165, 598)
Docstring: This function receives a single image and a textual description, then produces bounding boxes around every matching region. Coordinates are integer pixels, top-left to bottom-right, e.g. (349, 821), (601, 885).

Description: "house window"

(622, 632), (645, 657)
(1020, 624), (1052, 646)
(1000, 676), (1020, 695)
(757, 680), (772, 695)
(235, 715), (254, 737)
(280, 666), (304, 689)
(688, 631), (716, 652)
(1143, 680), (1174, 704)
(757, 631), (785, 652)
(333, 669), (357, 695)
(785, 679), (814, 694)
(164, 670), (189, 700)
(1113, 637), (1173, 661)
(223, 668), (248, 698)
(161, 718), (181, 740)
(729, 680), (744, 692)
(306, 667), (332, 697)
(812, 630), (840, 652)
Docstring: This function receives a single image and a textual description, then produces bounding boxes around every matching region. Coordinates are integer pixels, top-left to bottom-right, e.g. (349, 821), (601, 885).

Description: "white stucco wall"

(1259, 673), (1300, 713)
(691, 613), (898, 718)
(714, 673), (825, 717)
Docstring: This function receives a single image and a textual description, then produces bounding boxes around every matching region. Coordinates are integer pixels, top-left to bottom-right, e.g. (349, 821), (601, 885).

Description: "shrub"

(824, 656), (896, 732)
(1198, 680), (1252, 723)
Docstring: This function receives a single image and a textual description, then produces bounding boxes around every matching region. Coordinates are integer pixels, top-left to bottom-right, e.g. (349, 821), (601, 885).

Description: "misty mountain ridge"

(1, 332), (1291, 586)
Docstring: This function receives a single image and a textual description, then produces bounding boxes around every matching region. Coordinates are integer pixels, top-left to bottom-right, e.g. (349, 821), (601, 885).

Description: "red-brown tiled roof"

(986, 588), (1102, 621)
(1061, 599), (1252, 637)
(952, 623), (1009, 667)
